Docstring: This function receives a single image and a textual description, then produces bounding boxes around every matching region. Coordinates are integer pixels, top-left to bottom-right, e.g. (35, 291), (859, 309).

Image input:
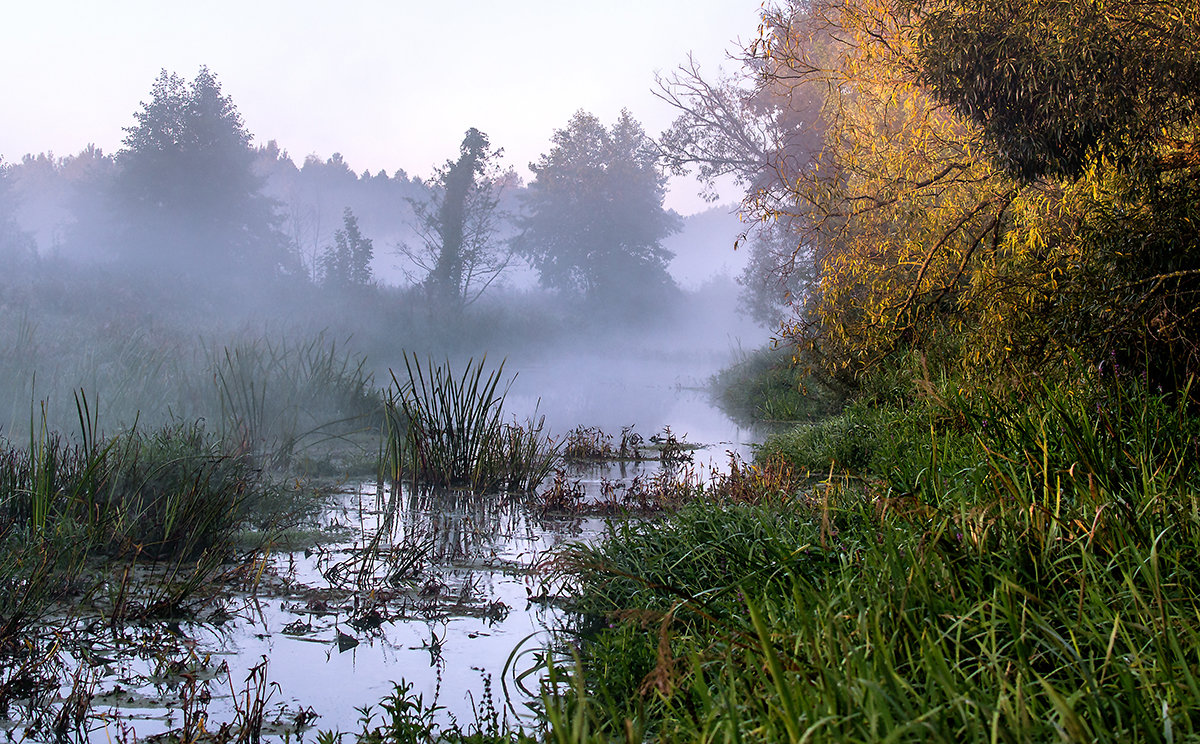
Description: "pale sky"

(0, 0), (762, 214)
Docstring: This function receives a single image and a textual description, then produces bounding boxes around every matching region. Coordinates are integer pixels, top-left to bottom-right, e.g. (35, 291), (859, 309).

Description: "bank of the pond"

(544, 371), (1200, 742)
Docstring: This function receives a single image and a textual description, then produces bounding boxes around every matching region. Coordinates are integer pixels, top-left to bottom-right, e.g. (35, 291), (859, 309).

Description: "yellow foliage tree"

(726, 0), (1200, 390)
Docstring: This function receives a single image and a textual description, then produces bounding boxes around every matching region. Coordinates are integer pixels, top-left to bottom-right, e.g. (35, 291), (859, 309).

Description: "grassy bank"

(709, 345), (839, 425)
(529, 369), (1200, 742)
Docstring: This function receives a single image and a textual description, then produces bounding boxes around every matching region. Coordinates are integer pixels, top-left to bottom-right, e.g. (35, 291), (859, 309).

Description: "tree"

(655, 45), (828, 328)
(0, 159), (36, 268)
(912, 0), (1200, 386)
(914, 0), (1200, 181)
(656, 50), (826, 208)
(660, 1), (1021, 382)
(320, 207), (374, 290)
(737, 217), (814, 327)
(399, 128), (512, 319)
(516, 110), (681, 308)
(114, 67), (290, 280)
(663, 0), (1200, 391)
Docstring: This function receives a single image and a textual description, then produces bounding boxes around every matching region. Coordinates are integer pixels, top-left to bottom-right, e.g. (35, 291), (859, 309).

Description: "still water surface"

(71, 381), (758, 740)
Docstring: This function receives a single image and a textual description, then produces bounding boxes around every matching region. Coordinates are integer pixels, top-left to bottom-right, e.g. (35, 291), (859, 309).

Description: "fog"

(0, 80), (770, 447)
(0, 35), (787, 742)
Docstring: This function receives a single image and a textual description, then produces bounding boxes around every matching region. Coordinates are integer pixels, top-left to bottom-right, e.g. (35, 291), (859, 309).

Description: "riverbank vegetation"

(382, 354), (559, 493)
(542, 370), (1200, 742)
(526, 1), (1200, 742)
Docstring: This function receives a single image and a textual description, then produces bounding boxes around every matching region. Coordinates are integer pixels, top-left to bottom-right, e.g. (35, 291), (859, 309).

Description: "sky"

(0, 0), (762, 214)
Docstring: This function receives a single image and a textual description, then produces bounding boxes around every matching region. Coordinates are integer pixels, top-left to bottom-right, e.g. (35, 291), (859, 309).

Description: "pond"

(7, 379), (761, 742)
(91, 483), (602, 739)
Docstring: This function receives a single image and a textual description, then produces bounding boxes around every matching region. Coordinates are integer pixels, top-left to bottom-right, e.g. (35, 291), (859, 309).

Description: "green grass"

(0, 396), (281, 639)
(317, 679), (538, 743)
(536, 376), (1200, 742)
(711, 345), (841, 425)
(209, 332), (380, 468)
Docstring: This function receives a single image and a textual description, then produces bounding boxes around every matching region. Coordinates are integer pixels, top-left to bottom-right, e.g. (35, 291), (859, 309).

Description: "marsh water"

(19, 361), (761, 741)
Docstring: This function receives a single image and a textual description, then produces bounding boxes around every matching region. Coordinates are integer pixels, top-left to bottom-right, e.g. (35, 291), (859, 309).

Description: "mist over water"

(0, 60), (778, 741)
(501, 316), (769, 460)
(2, 147), (765, 444)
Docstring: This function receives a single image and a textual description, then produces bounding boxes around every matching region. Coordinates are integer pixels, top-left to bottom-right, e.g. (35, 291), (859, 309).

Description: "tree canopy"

(516, 110), (681, 309)
(661, 0), (1200, 392)
(115, 67), (290, 280)
(400, 128), (513, 320)
(915, 0), (1200, 180)
(320, 207), (374, 290)
(0, 159), (36, 268)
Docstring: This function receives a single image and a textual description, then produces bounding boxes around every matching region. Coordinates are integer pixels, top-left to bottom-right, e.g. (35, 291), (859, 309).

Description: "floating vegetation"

(563, 426), (614, 460)
(538, 469), (587, 514)
(0, 344), (756, 740)
(563, 424), (697, 464)
(539, 453), (744, 517)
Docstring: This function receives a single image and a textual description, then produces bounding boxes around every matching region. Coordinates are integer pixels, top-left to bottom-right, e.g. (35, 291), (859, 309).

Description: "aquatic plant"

(563, 426), (614, 461)
(496, 411), (559, 493)
(538, 469), (586, 514)
(382, 355), (558, 493)
(0, 392), (278, 635)
(650, 426), (692, 464)
(331, 677), (538, 743)
(564, 425), (696, 464)
(210, 332), (378, 468)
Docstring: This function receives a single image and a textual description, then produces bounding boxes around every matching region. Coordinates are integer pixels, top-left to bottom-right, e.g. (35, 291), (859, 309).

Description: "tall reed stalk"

(1, 391), (269, 641)
(210, 333), (377, 467)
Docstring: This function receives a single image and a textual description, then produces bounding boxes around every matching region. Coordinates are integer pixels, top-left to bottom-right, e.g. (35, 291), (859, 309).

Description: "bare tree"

(397, 128), (514, 321)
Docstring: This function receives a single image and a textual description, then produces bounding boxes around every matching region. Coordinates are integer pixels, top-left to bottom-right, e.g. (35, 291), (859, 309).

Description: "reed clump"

(208, 332), (379, 468)
(0, 394), (273, 642)
(382, 354), (559, 493)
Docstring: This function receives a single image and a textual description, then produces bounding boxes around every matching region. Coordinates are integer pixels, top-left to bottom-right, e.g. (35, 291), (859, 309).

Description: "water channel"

(20, 350), (763, 741)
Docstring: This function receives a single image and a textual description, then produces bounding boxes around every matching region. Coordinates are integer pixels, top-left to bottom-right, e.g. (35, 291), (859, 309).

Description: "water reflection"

(210, 481), (602, 738)
(43, 385), (758, 740)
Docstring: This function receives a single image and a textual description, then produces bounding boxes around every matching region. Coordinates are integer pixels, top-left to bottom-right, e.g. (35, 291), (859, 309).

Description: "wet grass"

(0, 391), (305, 737)
(710, 345), (840, 426)
(0, 315), (381, 476)
(210, 332), (380, 468)
(317, 678), (537, 743)
(0, 343), (561, 739)
(24, 330), (1198, 742)
(0, 403), (266, 634)
(533, 377), (1200, 742)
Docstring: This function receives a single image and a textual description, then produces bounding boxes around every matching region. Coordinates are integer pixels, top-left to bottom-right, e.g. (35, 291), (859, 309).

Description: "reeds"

(210, 332), (378, 467)
(0, 394), (269, 642)
(382, 354), (559, 493)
